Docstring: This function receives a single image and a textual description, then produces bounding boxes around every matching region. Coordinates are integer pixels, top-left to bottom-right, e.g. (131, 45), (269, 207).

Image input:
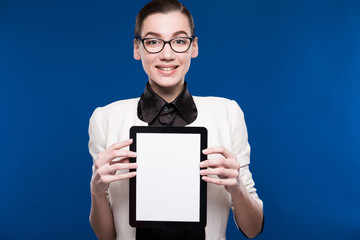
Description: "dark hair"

(134, 0), (195, 38)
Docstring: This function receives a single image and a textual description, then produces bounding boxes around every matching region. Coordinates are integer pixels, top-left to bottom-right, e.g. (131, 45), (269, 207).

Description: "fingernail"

(199, 162), (205, 167)
(131, 152), (137, 157)
(202, 149), (208, 154)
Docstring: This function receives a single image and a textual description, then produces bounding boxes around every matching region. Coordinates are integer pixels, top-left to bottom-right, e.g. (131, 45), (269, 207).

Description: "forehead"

(141, 12), (192, 37)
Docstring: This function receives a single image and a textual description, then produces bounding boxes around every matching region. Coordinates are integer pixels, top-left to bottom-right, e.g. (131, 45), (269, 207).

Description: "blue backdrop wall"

(1, 0), (359, 239)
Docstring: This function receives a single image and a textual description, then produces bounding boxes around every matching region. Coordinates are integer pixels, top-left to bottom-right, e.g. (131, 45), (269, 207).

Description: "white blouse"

(88, 96), (263, 240)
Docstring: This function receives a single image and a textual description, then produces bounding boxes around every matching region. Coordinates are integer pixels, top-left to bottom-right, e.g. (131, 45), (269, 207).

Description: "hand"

(90, 139), (137, 195)
(200, 146), (241, 193)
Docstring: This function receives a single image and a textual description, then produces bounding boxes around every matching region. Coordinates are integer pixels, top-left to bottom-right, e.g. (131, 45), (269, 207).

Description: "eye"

(172, 38), (188, 45)
(144, 39), (161, 46)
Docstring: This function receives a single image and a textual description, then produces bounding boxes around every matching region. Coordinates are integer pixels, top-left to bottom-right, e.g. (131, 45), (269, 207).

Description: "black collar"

(137, 82), (196, 124)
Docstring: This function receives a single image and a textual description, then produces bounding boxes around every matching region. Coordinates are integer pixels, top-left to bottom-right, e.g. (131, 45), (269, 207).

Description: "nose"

(159, 42), (175, 60)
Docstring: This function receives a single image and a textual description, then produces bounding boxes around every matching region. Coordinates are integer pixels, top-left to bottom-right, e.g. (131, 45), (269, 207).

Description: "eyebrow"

(143, 30), (190, 38)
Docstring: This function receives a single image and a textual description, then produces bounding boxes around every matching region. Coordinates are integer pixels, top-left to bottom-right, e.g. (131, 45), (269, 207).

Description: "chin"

(151, 77), (184, 89)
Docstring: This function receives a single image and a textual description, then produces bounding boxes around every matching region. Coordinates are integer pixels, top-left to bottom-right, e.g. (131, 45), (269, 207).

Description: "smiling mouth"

(156, 66), (178, 71)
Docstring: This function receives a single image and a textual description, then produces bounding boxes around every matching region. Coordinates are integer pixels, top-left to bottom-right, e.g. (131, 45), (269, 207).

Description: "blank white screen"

(136, 133), (200, 222)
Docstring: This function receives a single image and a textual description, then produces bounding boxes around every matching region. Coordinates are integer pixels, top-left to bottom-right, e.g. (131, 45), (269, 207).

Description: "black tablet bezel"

(129, 126), (207, 229)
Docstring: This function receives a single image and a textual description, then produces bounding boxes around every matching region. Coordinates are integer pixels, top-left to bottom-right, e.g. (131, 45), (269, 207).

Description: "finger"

(109, 157), (130, 165)
(200, 157), (240, 169)
(105, 149), (136, 164)
(100, 171), (137, 183)
(202, 146), (236, 159)
(97, 139), (134, 164)
(200, 157), (225, 168)
(98, 163), (138, 175)
(109, 139), (134, 151)
(200, 168), (239, 178)
(98, 147), (137, 166)
(201, 176), (238, 186)
(100, 139), (133, 157)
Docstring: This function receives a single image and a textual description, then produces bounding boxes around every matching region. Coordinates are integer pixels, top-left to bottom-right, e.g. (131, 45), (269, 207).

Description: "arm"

(90, 141), (137, 240)
(200, 148), (263, 238)
(200, 100), (263, 238)
(90, 139), (137, 239)
(88, 108), (137, 240)
(90, 187), (116, 240)
(228, 178), (264, 239)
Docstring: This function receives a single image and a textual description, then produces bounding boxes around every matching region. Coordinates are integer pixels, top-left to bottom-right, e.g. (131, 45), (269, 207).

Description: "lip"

(155, 65), (179, 75)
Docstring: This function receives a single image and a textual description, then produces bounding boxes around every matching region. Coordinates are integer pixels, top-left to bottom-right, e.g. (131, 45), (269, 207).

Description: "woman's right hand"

(90, 139), (138, 195)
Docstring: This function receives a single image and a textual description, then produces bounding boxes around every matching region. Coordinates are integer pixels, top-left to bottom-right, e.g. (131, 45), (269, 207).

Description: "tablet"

(129, 126), (207, 228)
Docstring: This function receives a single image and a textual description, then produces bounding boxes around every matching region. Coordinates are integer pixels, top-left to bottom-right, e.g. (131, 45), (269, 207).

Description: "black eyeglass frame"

(135, 36), (195, 54)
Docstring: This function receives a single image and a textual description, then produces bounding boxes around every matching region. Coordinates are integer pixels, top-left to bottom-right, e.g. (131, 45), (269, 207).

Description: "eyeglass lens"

(143, 38), (192, 53)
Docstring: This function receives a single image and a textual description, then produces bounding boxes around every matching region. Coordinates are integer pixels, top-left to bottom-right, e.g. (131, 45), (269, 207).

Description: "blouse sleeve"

(228, 100), (263, 209)
(88, 107), (107, 163)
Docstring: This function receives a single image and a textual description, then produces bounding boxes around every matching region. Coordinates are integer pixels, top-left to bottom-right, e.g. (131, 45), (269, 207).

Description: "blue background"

(1, 0), (359, 239)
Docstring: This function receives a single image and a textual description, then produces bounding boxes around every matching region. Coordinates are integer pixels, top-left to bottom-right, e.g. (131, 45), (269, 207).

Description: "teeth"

(159, 67), (176, 71)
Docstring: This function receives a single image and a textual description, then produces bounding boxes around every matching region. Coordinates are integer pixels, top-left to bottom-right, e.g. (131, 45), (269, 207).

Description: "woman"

(88, 0), (264, 239)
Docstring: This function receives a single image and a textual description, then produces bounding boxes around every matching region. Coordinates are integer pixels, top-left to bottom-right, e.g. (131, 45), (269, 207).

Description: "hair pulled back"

(134, 0), (195, 38)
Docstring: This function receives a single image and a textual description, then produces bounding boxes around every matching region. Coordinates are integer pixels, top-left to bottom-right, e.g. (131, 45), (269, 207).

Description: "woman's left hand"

(200, 146), (241, 193)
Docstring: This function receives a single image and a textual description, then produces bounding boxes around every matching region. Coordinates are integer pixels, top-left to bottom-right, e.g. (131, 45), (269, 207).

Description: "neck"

(149, 80), (185, 103)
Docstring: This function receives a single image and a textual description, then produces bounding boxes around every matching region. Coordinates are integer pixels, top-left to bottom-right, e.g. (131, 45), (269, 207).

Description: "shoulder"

(94, 98), (139, 115)
(193, 96), (231, 103)
(90, 98), (139, 122)
(193, 96), (237, 105)
(193, 96), (243, 114)
(101, 97), (139, 111)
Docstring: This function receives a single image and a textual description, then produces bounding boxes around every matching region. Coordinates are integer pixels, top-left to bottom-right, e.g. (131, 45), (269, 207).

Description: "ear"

(191, 37), (198, 58)
(133, 39), (141, 60)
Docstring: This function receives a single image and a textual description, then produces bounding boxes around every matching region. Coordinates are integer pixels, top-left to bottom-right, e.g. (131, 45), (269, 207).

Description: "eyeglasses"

(135, 36), (195, 53)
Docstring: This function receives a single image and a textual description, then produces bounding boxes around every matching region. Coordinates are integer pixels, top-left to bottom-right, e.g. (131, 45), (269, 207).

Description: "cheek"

(180, 54), (192, 69)
(140, 55), (155, 72)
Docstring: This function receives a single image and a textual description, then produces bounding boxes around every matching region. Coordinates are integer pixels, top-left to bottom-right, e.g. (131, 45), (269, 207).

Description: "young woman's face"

(134, 11), (198, 94)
